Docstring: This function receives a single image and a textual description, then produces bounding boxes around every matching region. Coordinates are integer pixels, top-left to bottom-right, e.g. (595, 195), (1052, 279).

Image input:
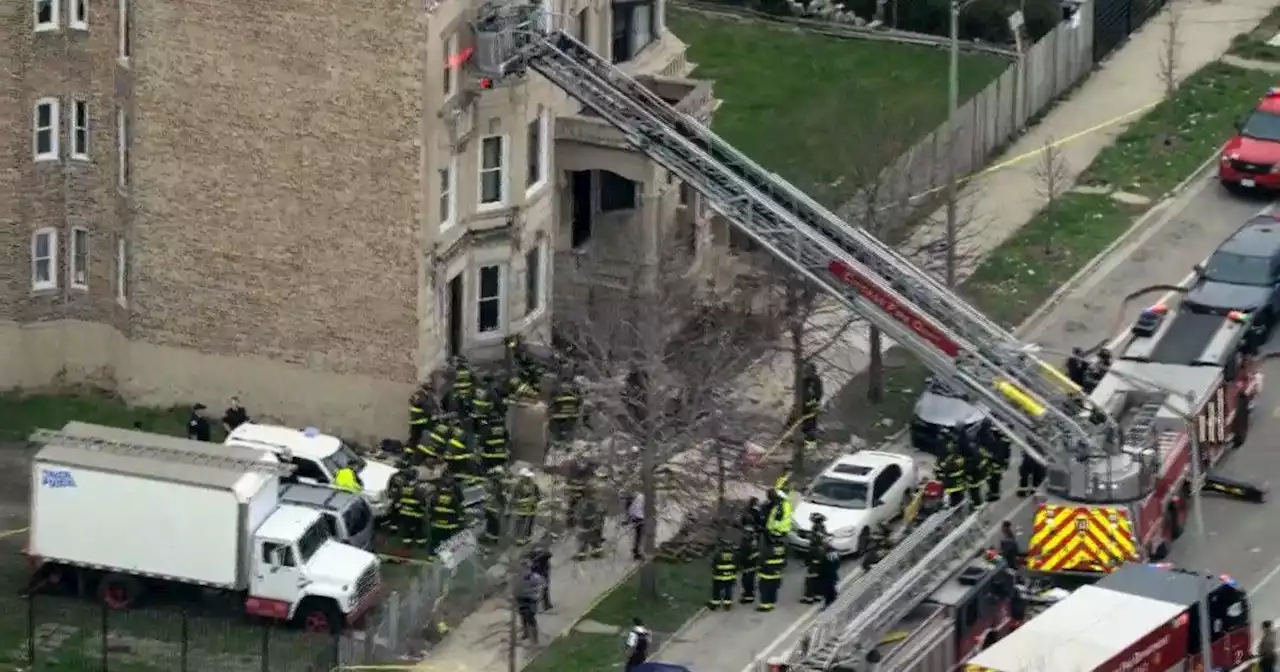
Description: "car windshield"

(1204, 250), (1272, 286)
(322, 442), (367, 475)
(807, 478), (870, 509)
(297, 517), (333, 563)
(1241, 110), (1280, 142)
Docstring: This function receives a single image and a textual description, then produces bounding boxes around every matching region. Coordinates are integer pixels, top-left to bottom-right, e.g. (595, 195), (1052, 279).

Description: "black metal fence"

(1093, 0), (1167, 61)
(17, 593), (350, 671)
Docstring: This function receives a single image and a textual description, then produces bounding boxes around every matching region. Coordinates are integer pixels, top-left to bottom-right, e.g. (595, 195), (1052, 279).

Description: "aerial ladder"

(465, 5), (1124, 670)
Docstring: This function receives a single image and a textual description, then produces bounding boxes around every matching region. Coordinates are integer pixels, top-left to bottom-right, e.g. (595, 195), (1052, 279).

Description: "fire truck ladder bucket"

(30, 428), (296, 477)
(1202, 472), (1267, 503)
(780, 501), (996, 672)
(467, 9), (1121, 476)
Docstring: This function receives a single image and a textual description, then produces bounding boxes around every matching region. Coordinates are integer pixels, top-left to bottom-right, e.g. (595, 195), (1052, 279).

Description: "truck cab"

(226, 423), (397, 517)
(246, 504), (382, 633)
(279, 482), (376, 550)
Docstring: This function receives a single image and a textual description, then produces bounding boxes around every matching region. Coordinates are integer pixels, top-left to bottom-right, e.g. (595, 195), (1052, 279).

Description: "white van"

(225, 424), (396, 517)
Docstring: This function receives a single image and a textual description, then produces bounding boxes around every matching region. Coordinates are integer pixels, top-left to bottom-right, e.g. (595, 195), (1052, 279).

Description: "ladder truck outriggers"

(458, 5), (1265, 671)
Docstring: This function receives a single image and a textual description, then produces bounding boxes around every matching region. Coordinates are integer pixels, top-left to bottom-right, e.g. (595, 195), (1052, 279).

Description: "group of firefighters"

(382, 335), (587, 558)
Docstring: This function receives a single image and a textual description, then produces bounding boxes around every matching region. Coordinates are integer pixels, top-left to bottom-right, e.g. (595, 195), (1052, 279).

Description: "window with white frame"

(34, 0), (57, 31)
(478, 135), (506, 207)
(70, 228), (89, 289)
(476, 264), (504, 333)
(71, 0), (87, 29)
(118, 0), (130, 62)
(31, 229), (57, 291)
(71, 100), (89, 159)
(438, 154), (457, 230)
(116, 107), (130, 188)
(34, 99), (59, 161)
(526, 108), (547, 192)
(443, 33), (458, 99)
(116, 237), (129, 302)
(525, 242), (544, 316)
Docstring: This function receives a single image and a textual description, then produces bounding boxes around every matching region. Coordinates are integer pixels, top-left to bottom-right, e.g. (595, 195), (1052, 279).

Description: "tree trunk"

(790, 318), (806, 481)
(716, 439), (726, 522)
(640, 435), (658, 598)
(867, 325), (884, 403)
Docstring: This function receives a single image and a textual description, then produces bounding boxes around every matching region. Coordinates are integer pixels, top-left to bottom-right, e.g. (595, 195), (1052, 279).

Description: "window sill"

(70, 154), (90, 162)
(70, 22), (88, 30)
(476, 201), (508, 213)
(34, 25), (58, 33)
(473, 328), (506, 344)
(117, 56), (131, 69)
(30, 285), (57, 295)
(70, 284), (88, 292)
(33, 155), (59, 163)
(116, 297), (128, 309)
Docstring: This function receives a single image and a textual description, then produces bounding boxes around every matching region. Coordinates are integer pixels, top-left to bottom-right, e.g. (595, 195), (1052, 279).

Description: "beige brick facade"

(0, 0), (713, 439)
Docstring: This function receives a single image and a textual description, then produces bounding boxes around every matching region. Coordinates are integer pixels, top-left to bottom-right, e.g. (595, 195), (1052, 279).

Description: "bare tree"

(1158, 3), (1182, 98)
(1034, 137), (1071, 255)
(554, 193), (766, 597)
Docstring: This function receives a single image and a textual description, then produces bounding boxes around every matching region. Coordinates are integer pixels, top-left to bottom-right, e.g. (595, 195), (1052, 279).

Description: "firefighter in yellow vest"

(334, 466), (362, 493)
(426, 473), (464, 560)
(709, 538), (738, 610)
(764, 488), (793, 540)
(938, 433), (968, 507)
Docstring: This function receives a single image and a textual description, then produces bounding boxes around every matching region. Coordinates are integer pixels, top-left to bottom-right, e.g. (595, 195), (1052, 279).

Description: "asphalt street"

(656, 174), (1280, 671)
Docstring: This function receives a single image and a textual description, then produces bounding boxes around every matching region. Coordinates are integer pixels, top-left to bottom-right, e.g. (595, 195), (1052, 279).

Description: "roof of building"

(967, 583), (1186, 672)
(36, 421), (278, 495)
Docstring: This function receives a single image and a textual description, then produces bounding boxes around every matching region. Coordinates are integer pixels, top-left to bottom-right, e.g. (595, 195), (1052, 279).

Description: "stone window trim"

(523, 238), (548, 321)
(116, 107), (130, 190)
(31, 228), (58, 292)
(476, 262), (506, 336)
(34, 0), (58, 32)
(442, 32), (459, 100)
(70, 0), (87, 30)
(115, 237), (129, 305)
(71, 99), (89, 160)
(117, 0), (131, 65)
(525, 107), (549, 196)
(34, 98), (59, 162)
(70, 228), (90, 290)
(439, 154), (458, 231)
(477, 134), (508, 210)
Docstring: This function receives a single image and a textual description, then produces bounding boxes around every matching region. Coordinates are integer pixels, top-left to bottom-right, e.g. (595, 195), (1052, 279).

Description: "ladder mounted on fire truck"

(464, 6), (1126, 669)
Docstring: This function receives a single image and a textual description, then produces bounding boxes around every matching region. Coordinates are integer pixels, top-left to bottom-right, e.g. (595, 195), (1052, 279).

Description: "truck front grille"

(1231, 159), (1273, 175)
(355, 564), (379, 604)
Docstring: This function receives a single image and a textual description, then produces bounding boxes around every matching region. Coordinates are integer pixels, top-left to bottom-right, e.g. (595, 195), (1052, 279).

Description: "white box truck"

(27, 422), (383, 633)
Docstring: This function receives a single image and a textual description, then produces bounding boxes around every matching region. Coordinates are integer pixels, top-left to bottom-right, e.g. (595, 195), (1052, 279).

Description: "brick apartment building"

(0, 0), (716, 437)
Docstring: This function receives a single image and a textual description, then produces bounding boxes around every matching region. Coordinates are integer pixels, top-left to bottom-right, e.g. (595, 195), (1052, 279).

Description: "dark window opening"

(600, 170), (636, 212)
(611, 0), (656, 64)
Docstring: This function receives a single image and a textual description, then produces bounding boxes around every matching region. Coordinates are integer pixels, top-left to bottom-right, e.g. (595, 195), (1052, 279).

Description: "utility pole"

(945, 0), (962, 287)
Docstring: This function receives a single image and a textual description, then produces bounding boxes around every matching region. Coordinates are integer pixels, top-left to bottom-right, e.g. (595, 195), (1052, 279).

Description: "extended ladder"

(31, 427), (296, 476)
(469, 12), (1116, 472)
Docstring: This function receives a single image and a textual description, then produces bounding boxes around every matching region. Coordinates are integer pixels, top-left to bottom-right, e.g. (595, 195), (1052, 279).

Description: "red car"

(1220, 87), (1280, 191)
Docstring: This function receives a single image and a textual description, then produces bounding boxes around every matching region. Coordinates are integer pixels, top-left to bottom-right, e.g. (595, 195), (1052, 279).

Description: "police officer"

(574, 482), (606, 560)
(984, 423), (1011, 502)
(408, 388), (431, 451)
(709, 539), (738, 610)
(549, 376), (583, 442)
(1066, 347), (1088, 387)
(737, 529), (759, 604)
(512, 468), (541, 545)
(799, 361), (823, 452)
(187, 404), (212, 442)
(398, 478), (428, 547)
(482, 467), (508, 544)
(968, 446), (990, 506)
(565, 457), (591, 528)
(426, 473), (464, 559)
(938, 434), (968, 507)
(817, 539), (841, 608)
(478, 419), (509, 474)
(757, 537), (787, 612)
(222, 397), (250, 433)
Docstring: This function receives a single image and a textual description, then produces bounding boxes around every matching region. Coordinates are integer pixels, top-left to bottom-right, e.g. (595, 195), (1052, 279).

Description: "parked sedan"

(788, 450), (921, 557)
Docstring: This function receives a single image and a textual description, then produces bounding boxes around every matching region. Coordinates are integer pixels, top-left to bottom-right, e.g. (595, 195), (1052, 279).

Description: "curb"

(656, 149), (1224, 664)
(1016, 147), (1221, 333)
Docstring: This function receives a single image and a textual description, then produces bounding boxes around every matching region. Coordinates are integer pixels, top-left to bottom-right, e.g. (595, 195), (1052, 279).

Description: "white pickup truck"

(27, 422), (382, 633)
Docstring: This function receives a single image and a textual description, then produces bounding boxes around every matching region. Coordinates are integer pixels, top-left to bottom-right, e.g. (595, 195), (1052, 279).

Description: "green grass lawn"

(826, 60), (1271, 446)
(1082, 61), (1278, 198)
(670, 9), (1010, 206)
(522, 560), (706, 672)
(1229, 5), (1280, 62)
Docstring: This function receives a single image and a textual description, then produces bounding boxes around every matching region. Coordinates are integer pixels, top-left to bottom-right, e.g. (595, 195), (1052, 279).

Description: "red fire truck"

(967, 563), (1252, 672)
(1025, 300), (1265, 578)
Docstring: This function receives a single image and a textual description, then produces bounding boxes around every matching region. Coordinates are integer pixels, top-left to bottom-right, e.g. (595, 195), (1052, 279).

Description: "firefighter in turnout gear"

(512, 468), (541, 544)
(482, 467), (508, 544)
(408, 388), (432, 454)
(983, 422), (1011, 502)
(397, 479), (428, 547)
(968, 447), (992, 506)
(757, 538), (788, 612)
(709, 539), (738, 610)
(801, 535), (825, 604)
(505, 335), (540, 399)
(862, 521), (893, 571)
(422, 418), (452, 463)
(448, 356), (476, 417)
(549, 376), (584, 442)
(478, 419), (509, 473)
(938, 434), (968, 507)
(384, 458), (417, 537)
(1066, 347), (1088, 387)
(798, 361), (824, 452)
(573, 482), (606, 560)
(737, 530), (760, 604)
(565, 458), (592, 528)
(426, 473), (465, 559)
(1016, 452), (1046, 497)
(817, 540), (841, 608)
(470, 381), (498, 427)
(443, 424), (476, 484)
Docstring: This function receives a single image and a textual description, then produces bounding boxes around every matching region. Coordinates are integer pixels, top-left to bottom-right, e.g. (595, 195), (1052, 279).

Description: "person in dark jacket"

(527, 544), (553, 611)
(817, 539), (841, 607)
(624, 617), (651, 671)
(187, 404), (212, 442)
(1066, 347), (1088, 387)
(222, 397), (250, 433)
(1260, 619), (1276, 672)
(998, 520), (1022, 569)
(516, 564), (545, 643)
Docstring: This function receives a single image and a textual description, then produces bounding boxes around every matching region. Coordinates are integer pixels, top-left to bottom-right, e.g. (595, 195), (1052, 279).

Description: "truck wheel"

(1233, 398), (1250, 448)
(98, 573), (143, 610)
(296, 598), (342, 634)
